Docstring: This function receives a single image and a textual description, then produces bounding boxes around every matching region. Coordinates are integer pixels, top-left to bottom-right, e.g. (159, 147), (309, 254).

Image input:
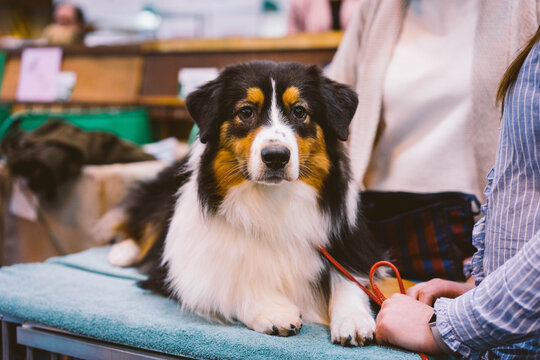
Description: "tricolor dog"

(96, 61), (384, 346)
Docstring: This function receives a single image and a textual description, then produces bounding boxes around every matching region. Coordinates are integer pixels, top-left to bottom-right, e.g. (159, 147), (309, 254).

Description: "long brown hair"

(497, 27), (540, 108)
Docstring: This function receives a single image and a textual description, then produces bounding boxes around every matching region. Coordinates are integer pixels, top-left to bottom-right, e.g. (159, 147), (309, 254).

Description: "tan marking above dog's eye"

(282, 86), (300, 108)
(246, 87), (264, 105)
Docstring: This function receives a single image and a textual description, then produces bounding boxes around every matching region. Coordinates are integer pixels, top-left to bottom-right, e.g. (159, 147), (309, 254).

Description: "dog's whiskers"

(217, 161), (247, 185)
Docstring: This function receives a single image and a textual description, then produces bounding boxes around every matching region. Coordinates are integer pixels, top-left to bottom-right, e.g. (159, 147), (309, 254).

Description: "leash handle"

(369, 260), (406, 301)
(318, 246), (429, 360)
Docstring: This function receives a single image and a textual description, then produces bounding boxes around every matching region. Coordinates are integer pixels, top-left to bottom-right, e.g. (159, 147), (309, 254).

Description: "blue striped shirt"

(433, 40), (540, 359)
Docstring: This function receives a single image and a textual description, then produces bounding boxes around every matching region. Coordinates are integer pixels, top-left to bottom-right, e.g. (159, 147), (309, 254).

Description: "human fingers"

(406, 281), (427, 300)
(408, 279), (461, 305)
(375, 294), (438, 353)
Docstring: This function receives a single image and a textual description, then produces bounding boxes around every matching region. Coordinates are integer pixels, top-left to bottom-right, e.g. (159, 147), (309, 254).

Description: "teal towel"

(46, 245), (146, 281)
(0, 247), (447, 360)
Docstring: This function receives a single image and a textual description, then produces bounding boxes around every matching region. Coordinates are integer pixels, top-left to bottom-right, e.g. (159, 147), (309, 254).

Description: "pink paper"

(16, 47), (63, 102)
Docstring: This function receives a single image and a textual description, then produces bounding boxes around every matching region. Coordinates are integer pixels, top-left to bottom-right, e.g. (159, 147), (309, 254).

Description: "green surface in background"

(188, 124), (199, 146)
(0, 51), (7, 127)
(0, 108), (154, 145)
(0, 104), (12, 129)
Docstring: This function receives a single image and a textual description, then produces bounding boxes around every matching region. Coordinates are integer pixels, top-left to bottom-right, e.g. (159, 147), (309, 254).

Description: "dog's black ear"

(186, 78), (222, 143)
(319, 76), (359, 141)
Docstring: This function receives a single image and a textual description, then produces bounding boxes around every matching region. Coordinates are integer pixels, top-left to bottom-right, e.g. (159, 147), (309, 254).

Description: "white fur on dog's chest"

(163, 176), (331, 324)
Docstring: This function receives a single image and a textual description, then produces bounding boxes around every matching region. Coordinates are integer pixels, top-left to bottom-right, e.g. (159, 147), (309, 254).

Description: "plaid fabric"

(361, 191), (479, 281)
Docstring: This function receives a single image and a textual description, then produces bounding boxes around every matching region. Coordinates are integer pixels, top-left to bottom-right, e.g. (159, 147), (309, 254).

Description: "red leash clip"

(318, 246), (429, 360)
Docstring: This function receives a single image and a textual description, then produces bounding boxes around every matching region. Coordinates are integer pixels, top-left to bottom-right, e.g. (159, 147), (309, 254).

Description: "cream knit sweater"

(327, 0), (539, 201)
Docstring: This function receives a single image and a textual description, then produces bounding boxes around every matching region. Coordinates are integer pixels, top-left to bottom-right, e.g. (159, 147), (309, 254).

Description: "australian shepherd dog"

(96, 61), (383, 346)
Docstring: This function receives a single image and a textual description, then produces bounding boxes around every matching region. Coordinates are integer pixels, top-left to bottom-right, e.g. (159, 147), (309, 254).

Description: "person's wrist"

(428, 313), (453, 354)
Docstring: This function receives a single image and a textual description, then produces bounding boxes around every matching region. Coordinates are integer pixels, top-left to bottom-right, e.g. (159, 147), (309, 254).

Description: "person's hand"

(375, 294), (442, 354)
(406, 278), (475, 306)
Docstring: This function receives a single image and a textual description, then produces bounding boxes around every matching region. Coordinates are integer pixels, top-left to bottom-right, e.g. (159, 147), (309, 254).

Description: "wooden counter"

(0, 32), (343, 139)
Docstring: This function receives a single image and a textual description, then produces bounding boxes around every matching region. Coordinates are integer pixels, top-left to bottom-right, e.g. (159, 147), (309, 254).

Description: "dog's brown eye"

(238, 106), (254, 121)
(292, 106), (307, 120)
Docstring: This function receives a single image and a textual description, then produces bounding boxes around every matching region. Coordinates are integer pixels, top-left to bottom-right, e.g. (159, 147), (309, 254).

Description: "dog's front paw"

(243, 304), (302, 337)
(330, 310), (375, 347)
(108, 239), (140, 267)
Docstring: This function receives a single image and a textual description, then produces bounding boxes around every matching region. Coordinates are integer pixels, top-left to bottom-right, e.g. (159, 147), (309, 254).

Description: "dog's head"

(186, 61), (358, 196)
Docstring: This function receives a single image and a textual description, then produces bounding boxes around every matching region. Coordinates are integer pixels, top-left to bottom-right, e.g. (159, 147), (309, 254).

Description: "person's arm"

(376, 231), (540, 356)
(434, 230), (540, 357)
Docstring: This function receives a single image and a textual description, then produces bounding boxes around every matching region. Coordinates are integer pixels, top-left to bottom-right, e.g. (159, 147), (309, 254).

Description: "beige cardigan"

(327, 0), (540, 201)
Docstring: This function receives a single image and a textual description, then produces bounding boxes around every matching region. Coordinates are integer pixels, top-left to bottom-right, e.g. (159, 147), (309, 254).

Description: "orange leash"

(318, 246), (429, 360)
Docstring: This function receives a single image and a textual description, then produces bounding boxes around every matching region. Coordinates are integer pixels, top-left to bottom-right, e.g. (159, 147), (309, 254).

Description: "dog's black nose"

(261, 146), (290, 170)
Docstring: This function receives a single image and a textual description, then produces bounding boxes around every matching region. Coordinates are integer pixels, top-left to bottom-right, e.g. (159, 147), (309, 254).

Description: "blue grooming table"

(0, 247), (448, 359)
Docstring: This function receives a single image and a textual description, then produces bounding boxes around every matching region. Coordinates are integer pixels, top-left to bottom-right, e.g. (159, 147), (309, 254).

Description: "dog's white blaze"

(248, 79), (299, 183)
(164, 160), (332, 325)
(269, 79), (280, 126)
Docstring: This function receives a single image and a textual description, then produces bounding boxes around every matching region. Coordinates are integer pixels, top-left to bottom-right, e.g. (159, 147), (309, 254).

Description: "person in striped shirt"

(375, 29), (540, 359)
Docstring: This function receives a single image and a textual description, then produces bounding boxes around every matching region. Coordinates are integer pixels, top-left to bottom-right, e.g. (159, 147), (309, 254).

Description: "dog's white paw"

(243, 303), (302, 337)
(108, 239), (140, 267)
(330, 309), (375, 346)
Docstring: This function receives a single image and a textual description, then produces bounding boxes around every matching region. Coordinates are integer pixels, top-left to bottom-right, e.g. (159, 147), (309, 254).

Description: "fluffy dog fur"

(97, 61), (384, 346)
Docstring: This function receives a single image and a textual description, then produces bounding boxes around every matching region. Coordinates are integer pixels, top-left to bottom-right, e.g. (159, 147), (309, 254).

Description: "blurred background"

(0, 0), (354, 265)
(0, 0), (351, 140)
(0, 0), (292, 46)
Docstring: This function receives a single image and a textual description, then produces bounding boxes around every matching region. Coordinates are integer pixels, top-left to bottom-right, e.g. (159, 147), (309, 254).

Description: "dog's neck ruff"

(218, 180), (330, 244)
